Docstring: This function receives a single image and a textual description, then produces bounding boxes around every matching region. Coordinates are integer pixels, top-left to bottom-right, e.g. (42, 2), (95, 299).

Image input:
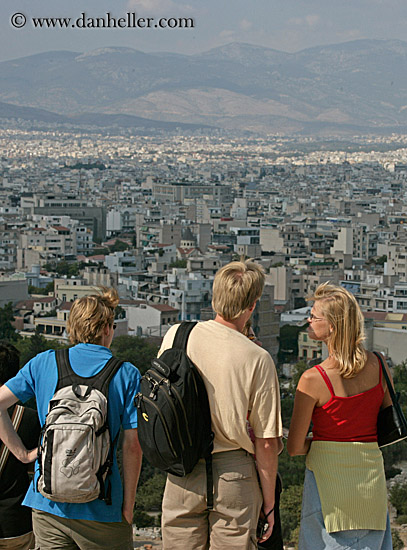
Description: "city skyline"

(2, 0), (407, 61)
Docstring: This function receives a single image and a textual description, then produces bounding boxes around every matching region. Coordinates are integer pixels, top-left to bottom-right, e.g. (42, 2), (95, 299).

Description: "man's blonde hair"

(311, 282), (367, 378)
(67, 287), (119, 345)
(212, 260), (265, 321)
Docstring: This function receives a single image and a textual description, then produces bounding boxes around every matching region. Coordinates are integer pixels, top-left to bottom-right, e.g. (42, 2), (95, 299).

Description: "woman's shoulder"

(298, 365), (324, 388)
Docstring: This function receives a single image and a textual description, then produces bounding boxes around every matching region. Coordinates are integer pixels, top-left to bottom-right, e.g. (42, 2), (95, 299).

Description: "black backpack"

(135, 322), (214, 507)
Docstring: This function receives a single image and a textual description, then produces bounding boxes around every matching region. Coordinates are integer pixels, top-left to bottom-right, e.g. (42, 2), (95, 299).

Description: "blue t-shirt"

(6, 343), (140, 523)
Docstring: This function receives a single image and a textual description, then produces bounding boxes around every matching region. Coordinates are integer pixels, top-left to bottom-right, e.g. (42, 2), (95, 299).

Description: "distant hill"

(0, 101), (211, 132)
(2, 40), (407, 134)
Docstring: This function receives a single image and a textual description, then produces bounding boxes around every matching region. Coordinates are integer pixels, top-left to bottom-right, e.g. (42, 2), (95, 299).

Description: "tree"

(169, 259), (187, 268)
(278, 450), (306, 488)
(135, 472), (166, 511)
(289, 360), (309, 394)
(390, 482), (407, 517)
(15, 333), (66, 366)
(278, 324), (307, 363)
(110, 335), (158, 375)
(109, 240), (129, 252)
(133, 508), (156, 528)
(0, 302), (18, 341)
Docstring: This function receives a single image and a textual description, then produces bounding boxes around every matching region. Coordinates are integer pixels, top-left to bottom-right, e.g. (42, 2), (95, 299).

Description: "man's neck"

(214, 314), (245, 333)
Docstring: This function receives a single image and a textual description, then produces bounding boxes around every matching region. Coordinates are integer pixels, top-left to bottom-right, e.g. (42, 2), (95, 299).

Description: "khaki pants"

(0, 532), (34, 550)
(162, 450), (262, 550)
(32, 509), (132, 550)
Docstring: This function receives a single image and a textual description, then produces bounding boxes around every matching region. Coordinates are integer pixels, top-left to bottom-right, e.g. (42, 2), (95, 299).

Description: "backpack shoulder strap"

(172, 321), (197, 351)
(55, 349), (123, 397)
(92, 356), (124, 397)
(55, 348), (75, 392)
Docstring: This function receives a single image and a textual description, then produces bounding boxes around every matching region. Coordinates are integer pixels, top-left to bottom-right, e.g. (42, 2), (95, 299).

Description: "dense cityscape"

(1, 121), (407, 548)
(1, 124), (407, 364)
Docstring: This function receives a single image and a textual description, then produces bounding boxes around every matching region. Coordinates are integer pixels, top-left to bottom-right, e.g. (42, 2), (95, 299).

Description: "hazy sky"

(2, 0), (407, 61)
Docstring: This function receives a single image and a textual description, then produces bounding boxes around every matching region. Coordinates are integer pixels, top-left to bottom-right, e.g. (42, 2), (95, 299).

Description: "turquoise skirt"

(299, 468), (392, 550)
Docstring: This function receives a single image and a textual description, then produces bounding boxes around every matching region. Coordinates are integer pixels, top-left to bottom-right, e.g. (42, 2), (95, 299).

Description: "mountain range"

(2, 40), (407, 135)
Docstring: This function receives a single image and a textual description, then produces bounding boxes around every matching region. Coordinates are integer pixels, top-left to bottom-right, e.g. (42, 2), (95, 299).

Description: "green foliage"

(375, 255), (387, 266)
(133, 508), (156, 527)
(390, 482), (407, 517)
(44, 261), (79, 277)
(14, 333), (66, 366)
(395, 514), (407, 525)
(278, 324), (307, 363)
(169, 259), (187, 268)
(278, 449), (306, 488)
(109, 240), (130, 252)
(135, 472), (166, 511)
(392, 528), (404, 550)
(394, 360), (407, 412)
(28, 285), (41, 295)
(0, 302), (18, 341)
(281, 396), (295, 428)
(114, 305), (126, 320)
(110, 335), (158, 375)
(91, 248), (109, 256)
(280, 484), (303, 544)
(289, 360), (309, 394)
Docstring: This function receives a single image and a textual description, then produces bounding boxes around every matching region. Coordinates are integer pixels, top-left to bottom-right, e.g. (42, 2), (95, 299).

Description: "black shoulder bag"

(375, 351), (407, 447)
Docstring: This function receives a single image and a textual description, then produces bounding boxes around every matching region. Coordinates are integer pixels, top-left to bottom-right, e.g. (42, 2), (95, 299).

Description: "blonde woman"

(287, 283), (392, 550)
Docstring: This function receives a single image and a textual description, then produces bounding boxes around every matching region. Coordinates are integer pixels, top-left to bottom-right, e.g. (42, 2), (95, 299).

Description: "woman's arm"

(287, 369), (318, 457)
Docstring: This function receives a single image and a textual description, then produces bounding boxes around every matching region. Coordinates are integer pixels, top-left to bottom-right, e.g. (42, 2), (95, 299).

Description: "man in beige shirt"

(159, 260), (283, 549)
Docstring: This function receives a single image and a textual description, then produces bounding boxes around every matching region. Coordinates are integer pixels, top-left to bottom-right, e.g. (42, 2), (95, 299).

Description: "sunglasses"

(308, 313), (324, 322)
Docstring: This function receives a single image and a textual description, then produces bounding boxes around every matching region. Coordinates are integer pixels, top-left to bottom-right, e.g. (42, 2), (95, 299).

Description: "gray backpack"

(37, 349), (123, 504)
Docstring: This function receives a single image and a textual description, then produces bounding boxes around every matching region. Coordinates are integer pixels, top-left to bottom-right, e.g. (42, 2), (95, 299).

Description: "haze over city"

(2, 0), (407, 60)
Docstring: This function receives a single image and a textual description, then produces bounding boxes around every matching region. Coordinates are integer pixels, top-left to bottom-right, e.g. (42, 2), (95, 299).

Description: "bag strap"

(373, 351), (397, 403)
(55, 349), (123, 397)
(172, 321), (198, 351)
(0, 404), (25, 477)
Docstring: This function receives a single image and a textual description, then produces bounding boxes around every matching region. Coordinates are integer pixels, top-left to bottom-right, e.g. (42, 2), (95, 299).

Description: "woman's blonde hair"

(212, 260), (265, 321)
(67, 287), (119, 345)
(310, 282), (367, 378)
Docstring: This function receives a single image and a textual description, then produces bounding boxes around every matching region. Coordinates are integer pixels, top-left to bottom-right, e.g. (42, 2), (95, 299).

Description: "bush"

(280, 484), (303, 544)
(390, 482), (407, 517)
(133, 508), (156, 528)
(392, 528), (404, 550)
(395, 514), (407, 525)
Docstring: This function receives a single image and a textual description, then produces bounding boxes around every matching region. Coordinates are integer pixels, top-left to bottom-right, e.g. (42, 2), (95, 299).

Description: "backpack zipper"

(137, 393), (178, 459)
(147, 371), (187, 451)
(148, 370), (193, 448)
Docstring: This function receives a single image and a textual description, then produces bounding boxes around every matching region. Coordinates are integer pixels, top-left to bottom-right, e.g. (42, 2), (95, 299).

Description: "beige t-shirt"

(158, 320), (282, 454)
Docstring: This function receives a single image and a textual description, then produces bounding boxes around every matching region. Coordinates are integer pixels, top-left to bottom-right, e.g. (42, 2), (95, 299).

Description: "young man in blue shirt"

(0, 289), (142, 550)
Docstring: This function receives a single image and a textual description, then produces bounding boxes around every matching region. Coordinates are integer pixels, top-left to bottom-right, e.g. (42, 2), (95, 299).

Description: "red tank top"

(311, 358), (384, 442)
